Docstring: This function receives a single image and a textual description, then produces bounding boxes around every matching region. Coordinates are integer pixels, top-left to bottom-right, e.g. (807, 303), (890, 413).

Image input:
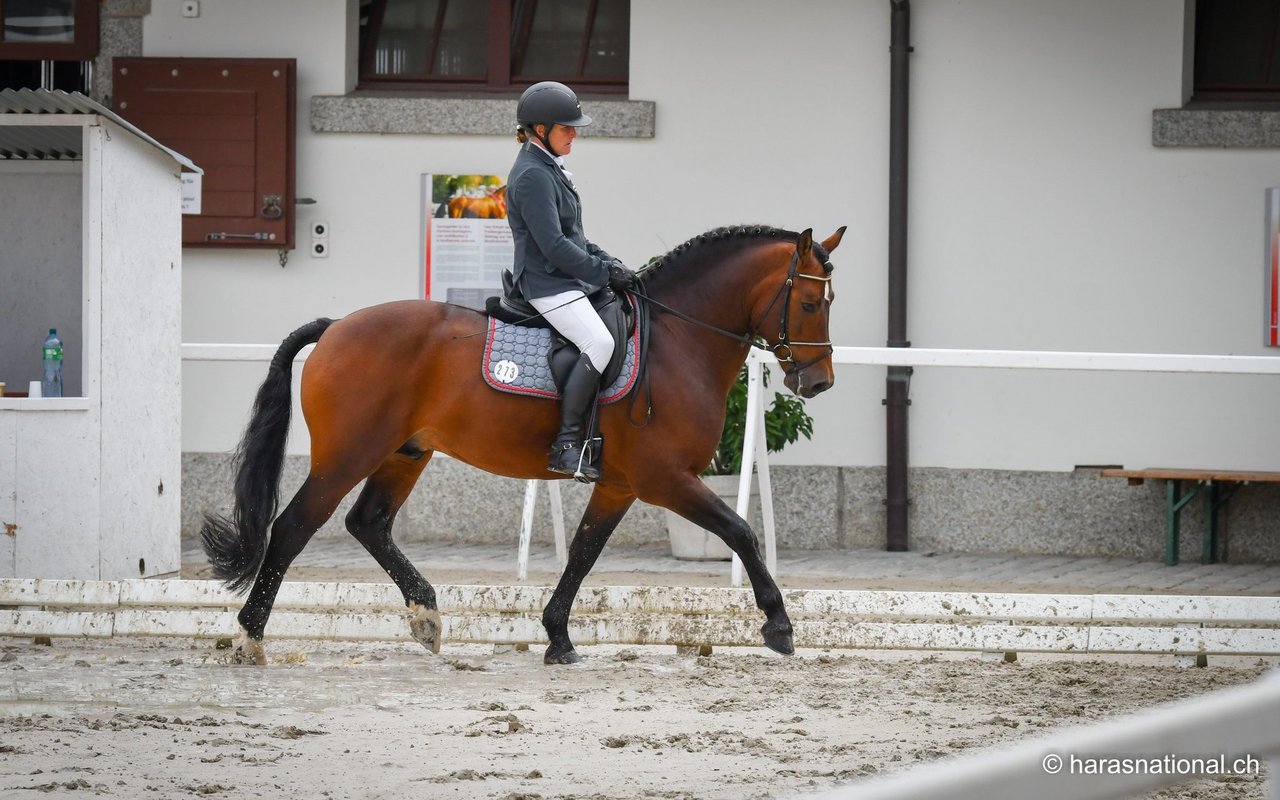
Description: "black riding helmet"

(516, 81), (592, 156)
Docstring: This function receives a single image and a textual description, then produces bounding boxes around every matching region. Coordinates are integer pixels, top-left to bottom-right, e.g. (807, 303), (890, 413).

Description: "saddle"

(484, 270), (638, 395)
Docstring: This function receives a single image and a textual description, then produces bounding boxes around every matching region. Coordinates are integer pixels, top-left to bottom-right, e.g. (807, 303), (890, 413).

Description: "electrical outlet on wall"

(311, 220), (329, 258)
(182, 1), (200, 18)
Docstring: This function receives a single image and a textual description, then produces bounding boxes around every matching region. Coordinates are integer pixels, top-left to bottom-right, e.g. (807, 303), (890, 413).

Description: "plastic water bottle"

(41, 328), (63, 398)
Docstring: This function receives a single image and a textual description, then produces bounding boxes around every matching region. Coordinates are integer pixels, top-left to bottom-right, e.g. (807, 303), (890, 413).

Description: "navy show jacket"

(506, 142), (614, 300)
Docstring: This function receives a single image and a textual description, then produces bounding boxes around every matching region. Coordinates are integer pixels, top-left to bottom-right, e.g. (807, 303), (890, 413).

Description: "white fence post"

(517, 480), (538, 581)
(517, 480), (568, 581)
(733, 350), (771, 587)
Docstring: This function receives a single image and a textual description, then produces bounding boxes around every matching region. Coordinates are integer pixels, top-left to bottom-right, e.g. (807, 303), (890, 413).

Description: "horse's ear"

(796, 228), (814, 258)
(821, 226), (847, 253)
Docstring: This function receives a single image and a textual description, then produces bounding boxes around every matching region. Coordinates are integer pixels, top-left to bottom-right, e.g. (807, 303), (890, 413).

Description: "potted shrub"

(666, 366), (814, 560)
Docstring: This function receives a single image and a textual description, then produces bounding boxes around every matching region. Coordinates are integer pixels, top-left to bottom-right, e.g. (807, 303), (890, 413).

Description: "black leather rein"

(634, 247), (834, 376)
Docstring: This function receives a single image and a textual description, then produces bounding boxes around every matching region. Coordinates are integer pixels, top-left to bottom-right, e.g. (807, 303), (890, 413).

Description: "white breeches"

(528, 290), (615, 372)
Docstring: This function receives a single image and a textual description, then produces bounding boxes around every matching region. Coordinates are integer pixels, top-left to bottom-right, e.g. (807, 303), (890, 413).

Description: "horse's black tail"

(200, 318), (334, 594)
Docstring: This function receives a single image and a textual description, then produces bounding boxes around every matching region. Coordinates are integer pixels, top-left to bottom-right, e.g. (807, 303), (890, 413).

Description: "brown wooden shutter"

(114, 57), (296, 249)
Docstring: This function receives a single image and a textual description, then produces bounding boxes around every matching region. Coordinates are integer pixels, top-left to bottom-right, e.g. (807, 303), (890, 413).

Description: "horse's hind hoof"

(543, 644), (581, 665)
(228, 628), (267, 666)
(762, 623), (795, 656)
(409, 603), (443, 654)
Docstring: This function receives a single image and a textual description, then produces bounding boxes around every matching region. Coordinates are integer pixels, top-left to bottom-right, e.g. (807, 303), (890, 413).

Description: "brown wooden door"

(114, 57), (296, 249)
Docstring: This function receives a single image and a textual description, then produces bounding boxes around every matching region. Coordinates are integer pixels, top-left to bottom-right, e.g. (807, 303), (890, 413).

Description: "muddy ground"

(0, 634), (1272, 799)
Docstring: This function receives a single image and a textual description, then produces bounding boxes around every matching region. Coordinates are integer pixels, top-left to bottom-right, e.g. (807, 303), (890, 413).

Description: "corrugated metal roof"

(0, 123), (82, 159)
(0, 88), (201, 172)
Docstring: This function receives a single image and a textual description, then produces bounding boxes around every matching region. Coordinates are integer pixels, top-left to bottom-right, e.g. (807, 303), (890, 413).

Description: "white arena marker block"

(0, 609), (115, 638)
(9, 579), (1280, 659)
(0, 578), (120, 608)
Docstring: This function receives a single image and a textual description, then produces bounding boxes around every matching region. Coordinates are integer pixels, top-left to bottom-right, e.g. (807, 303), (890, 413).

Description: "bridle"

(748, 249), (835, 374)
(637, 245), (835, 378)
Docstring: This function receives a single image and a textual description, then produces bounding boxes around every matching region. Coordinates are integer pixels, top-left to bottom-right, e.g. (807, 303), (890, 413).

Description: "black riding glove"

(607, 262), (636, 292)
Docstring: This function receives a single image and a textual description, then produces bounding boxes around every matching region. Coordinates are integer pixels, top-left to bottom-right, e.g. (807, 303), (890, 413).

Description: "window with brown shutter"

(113, 57), (296, 249)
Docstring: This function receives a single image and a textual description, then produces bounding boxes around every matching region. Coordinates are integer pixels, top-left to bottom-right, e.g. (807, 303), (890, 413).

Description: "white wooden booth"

(0, 89), (196, 580)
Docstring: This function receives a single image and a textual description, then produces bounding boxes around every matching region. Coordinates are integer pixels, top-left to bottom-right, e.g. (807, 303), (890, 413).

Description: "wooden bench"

(1101, 468), (1280, 566)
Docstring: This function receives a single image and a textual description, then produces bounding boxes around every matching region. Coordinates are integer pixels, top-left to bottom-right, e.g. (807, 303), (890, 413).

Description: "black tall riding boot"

(548, 353), (601, 483)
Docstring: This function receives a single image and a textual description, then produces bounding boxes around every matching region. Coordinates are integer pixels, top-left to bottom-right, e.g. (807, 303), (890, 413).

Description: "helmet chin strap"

(534, 123), (560, 158)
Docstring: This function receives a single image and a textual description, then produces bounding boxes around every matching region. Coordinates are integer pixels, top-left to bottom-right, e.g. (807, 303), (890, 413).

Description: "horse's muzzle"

(802, 378), (833, 398)
(785, 368), (834, 399)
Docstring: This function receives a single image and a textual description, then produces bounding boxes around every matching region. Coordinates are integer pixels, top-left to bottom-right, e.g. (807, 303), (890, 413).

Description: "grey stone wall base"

(182, 454), (1280, 563)
(904, 468), (1280, 563)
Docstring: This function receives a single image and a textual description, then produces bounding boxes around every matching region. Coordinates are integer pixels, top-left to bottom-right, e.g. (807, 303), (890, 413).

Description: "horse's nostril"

(809, 380), (832, 396)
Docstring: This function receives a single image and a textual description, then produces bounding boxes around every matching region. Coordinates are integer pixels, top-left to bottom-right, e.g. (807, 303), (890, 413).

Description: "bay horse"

(202, 224), (846, 665)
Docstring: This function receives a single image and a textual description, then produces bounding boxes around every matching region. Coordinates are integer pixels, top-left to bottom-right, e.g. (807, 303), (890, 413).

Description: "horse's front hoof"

(762, 623), (795, 656)
(228, 628), (267, 666)
(543, 644), (581, 665)
(409, 603), (443, 654)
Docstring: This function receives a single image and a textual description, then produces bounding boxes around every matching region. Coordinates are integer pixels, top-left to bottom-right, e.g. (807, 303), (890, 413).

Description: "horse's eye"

(801, 302), (817, 313)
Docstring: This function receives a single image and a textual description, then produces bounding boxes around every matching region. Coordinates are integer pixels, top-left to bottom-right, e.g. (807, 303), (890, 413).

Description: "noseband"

(635, 243), (834, 377)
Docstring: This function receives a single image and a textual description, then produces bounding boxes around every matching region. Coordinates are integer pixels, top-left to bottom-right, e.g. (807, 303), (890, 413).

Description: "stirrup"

(575, 435), (603, 483)
(548, 439), (601, 483)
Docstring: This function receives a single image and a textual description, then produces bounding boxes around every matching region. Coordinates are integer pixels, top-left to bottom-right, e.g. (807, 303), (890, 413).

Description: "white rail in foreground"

(807, 670), (1280, 800)
(4, 579), (1280, 658)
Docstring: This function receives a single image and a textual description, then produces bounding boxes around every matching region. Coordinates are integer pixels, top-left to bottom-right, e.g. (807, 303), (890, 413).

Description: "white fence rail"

(807, 669), (1280, 800)
(181, 343), (312, 362)
(778, 346), (1280, 376)
(178, 343), (1280, 375)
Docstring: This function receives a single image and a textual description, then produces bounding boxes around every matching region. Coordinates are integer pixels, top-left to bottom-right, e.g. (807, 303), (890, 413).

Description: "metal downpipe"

(885, 0), (912, 551)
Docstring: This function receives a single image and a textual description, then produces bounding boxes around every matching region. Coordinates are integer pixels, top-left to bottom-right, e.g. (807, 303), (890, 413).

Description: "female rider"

(506, 81), (634, 483)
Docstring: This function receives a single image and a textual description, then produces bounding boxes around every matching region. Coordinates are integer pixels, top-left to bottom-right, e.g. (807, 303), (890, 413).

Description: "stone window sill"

(1153, 108), (1280, 147)
(311, 93), (655, 138)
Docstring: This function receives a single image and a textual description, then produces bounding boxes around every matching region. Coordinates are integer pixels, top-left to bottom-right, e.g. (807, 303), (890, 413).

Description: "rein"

(624, 244), (832, 428)
(635, 247), (835, 374)
(631, 287), (762, 351)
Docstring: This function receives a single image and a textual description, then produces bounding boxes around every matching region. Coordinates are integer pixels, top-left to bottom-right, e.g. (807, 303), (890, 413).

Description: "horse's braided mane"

(638, 225), (832, 284)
